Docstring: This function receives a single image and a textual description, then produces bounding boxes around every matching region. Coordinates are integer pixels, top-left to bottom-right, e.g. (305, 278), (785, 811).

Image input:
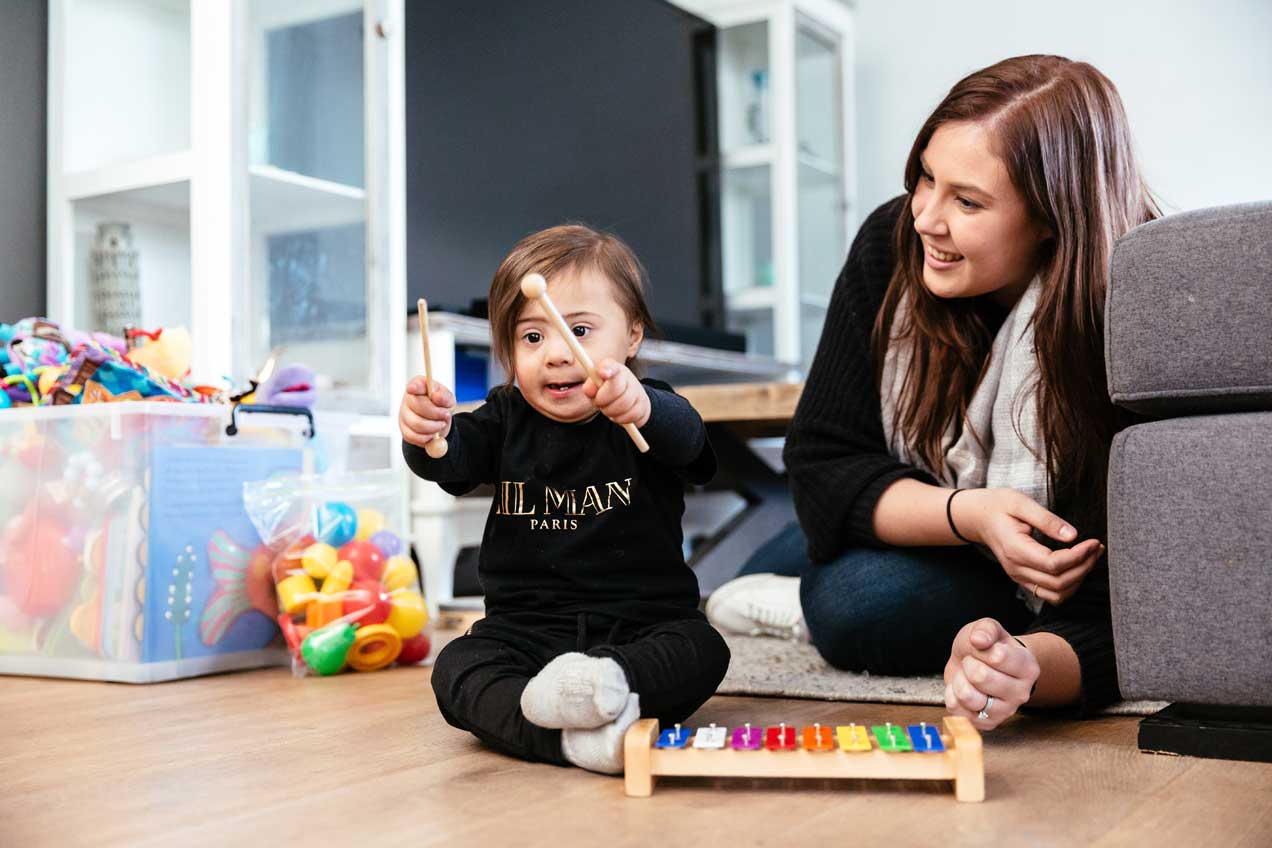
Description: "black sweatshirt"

(404, 379), (716, 622)
(783, 196), (1120, 714)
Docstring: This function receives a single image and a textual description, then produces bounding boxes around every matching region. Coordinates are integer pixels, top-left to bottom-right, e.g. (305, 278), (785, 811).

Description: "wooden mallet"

(519, 273), (650, 453)
(416, 298), (449, 459)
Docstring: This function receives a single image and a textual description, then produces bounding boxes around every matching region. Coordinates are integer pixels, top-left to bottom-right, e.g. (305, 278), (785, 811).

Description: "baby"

(401, 224), (729, 773)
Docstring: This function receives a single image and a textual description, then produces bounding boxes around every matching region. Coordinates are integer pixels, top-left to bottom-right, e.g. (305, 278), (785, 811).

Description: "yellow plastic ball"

(386, 590), (428, 638)
(322, 560), (355, 595)
(381, 556), (418, 592)
(354, 508), (386, 541)
(302, 543), (339, 579)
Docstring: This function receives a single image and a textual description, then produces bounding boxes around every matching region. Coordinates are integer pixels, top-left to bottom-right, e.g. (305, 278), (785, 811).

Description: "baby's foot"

(520, 652), (630, 729)
(561, 693), (641, 775)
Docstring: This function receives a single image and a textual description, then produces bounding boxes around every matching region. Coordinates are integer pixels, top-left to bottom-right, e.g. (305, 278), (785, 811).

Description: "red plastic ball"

(341, 580), (391, 625)
(338, 539), (386, 583)
(1, 507), (78, 618)
(397, 632), (432, 666)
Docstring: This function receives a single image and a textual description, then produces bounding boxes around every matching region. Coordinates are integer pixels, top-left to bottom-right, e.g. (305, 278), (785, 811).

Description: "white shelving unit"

(47, 0), (407, 420)
(675, 0), (856, 370)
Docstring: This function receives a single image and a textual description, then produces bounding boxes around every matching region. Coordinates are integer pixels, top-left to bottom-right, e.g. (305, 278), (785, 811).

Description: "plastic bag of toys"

(242, 470), (430, 677)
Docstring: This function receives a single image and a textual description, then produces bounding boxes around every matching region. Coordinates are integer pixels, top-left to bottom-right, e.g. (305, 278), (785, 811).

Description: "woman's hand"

(582, 359), (650, 428)
(944, 618), (1040, 731)
(399, 377), (454, 449)
(951, 488), (1104, 605)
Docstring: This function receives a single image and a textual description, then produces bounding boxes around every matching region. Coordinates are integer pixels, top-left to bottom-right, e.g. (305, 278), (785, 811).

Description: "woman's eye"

(920, 170), (934, 183)
(571, 325), (590, 338)
(524, 331), (542, 344)
(957, 196), (981, 210)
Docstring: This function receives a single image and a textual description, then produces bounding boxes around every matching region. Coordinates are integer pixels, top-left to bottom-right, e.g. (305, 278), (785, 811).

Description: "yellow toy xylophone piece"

(836, 723), (873, 751)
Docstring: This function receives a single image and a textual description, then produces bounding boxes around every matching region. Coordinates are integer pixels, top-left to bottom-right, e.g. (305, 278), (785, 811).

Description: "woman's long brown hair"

(871, 55), (1159, 536)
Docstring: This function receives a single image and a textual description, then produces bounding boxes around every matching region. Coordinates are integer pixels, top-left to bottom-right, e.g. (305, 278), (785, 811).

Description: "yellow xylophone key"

(802, 722), (835, 752)
(836, 723), (873, 751)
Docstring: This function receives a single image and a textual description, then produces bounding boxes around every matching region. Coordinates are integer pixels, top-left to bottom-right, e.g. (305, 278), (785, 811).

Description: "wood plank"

(677, 381), (802, 424)
(2, 659), (1270, 847)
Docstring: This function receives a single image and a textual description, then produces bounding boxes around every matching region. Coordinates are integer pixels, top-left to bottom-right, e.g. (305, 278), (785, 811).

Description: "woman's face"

(911, 121), (1051, 306)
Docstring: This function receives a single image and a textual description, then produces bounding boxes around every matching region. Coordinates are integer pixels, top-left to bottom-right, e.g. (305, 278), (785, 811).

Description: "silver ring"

(977, 695), (994, 720)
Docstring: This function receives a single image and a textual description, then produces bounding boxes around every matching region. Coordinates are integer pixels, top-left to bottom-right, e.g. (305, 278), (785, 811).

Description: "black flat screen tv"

(406, 0), (736, 350)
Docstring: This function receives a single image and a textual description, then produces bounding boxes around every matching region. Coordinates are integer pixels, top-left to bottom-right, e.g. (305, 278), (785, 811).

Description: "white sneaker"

(705, 574), (810, 642)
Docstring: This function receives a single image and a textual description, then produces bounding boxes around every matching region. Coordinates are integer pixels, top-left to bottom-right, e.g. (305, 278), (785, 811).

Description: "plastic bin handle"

(227, 404), (316, 439)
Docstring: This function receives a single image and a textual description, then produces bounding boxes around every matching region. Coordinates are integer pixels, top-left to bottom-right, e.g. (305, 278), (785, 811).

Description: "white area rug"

(718, 635), (1166, 716)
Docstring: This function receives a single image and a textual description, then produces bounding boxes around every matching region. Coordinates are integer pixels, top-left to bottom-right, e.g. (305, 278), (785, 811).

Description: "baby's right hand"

(399, 377), (455, 449)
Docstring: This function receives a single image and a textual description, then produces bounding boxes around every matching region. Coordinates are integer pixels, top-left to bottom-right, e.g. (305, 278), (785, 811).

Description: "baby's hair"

(487, 223), (658, 385)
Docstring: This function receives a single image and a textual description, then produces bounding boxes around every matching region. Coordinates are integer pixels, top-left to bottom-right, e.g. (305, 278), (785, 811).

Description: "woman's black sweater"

(782, 196), (1119, 714)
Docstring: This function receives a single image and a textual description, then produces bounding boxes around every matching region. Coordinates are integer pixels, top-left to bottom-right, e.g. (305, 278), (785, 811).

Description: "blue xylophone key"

(656, 723), (691, 748)
(907, 722), (945, 752)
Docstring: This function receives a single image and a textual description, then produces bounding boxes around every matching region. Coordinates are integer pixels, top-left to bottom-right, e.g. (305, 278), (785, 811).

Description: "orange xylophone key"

(801, 723), (835, 751)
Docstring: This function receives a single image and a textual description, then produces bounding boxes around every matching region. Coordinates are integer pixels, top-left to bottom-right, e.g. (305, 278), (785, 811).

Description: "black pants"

(431, 610), (731, 766)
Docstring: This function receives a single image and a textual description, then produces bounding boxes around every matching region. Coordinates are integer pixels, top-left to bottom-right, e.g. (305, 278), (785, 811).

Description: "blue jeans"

(738, 522), (1033, 675)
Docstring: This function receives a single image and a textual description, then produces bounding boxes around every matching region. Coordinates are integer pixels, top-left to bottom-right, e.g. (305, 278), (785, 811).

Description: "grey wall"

(0, 1), (47, 320)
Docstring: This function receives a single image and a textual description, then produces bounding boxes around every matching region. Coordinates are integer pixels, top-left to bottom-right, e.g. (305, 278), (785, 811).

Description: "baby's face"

(513, 269), (643, 423)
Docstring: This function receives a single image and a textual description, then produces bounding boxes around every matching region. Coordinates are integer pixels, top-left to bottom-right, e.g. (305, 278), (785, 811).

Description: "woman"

(706, 55), (1158, 729)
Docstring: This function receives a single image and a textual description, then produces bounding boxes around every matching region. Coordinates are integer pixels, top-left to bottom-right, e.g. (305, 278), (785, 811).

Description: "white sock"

(561, 693), (641, 775)
(520, 652), (630, 730)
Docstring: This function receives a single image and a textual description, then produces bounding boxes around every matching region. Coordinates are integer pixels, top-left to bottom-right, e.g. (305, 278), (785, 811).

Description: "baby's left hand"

(583, 359), (650, 429)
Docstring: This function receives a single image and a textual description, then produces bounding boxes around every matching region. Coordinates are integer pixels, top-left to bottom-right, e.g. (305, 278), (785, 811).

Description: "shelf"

(798, 150), (840, 182)
(724, 144), (775, 170)
(727, 286), (777, 311)
(249, 165), (366, 234)
(62, 152), (193, 208)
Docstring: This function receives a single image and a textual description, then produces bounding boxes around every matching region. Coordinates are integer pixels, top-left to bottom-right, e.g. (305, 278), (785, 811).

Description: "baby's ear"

(627, 321), (644, 357)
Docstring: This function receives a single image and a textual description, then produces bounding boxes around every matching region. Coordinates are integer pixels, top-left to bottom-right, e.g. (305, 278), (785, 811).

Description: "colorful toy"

(256, 363), (316, 408)
(342, 581), (391, 625)
(624, 717), (984, 802)
(347, 623), (401, 672)
(276, 573), (317, 615)
(300, 622), (356, 676)
(1, 500), (79, 618)
(368, 530), (403, 558)
(338, 539), (385, 583)
(200, 533), (279, 646)
(396, 632), (431, 666)
(381, 556), (417, 592)
(301, 543), (339, 579)
(314, 502), (357, 547)
(386, 589), (427, 639)
(253, 478), (428, 677)
(354, 508), (386, 541)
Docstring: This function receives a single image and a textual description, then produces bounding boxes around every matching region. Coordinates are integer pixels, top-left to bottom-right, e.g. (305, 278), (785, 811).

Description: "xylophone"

(623, 716), (983, 801)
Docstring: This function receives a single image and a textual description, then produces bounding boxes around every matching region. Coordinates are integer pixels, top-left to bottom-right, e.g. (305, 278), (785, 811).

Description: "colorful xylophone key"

(802, 723), (835, 752)
(731, 722), (762, 750)
(693, 723), (728, 749)
(765, 723), (797, 750)
(656, 723), (691, 749)
(836, 723), (873, 751)
(908, 722), (945, 752)
(872, 722), (912, 752)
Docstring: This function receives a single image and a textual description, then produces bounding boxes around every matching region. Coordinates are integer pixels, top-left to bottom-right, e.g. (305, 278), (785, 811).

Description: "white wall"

(853, 0), (1272, 218)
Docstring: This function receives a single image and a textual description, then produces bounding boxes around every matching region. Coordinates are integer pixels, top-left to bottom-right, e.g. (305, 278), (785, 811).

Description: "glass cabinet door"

(244, 0), (379, 410)
(794, 14), (846, 369)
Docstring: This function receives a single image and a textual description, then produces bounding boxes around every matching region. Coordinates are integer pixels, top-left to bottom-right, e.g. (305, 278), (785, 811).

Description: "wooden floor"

(3, 649), (1271, 848)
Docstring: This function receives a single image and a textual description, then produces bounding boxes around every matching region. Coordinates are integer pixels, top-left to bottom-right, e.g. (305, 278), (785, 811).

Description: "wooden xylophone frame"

(623, 716), (984, 802)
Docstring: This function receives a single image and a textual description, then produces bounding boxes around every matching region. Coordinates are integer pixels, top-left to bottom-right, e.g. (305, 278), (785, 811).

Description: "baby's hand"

(400, 377), (454, 450)
(583, 359), (650, 428)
